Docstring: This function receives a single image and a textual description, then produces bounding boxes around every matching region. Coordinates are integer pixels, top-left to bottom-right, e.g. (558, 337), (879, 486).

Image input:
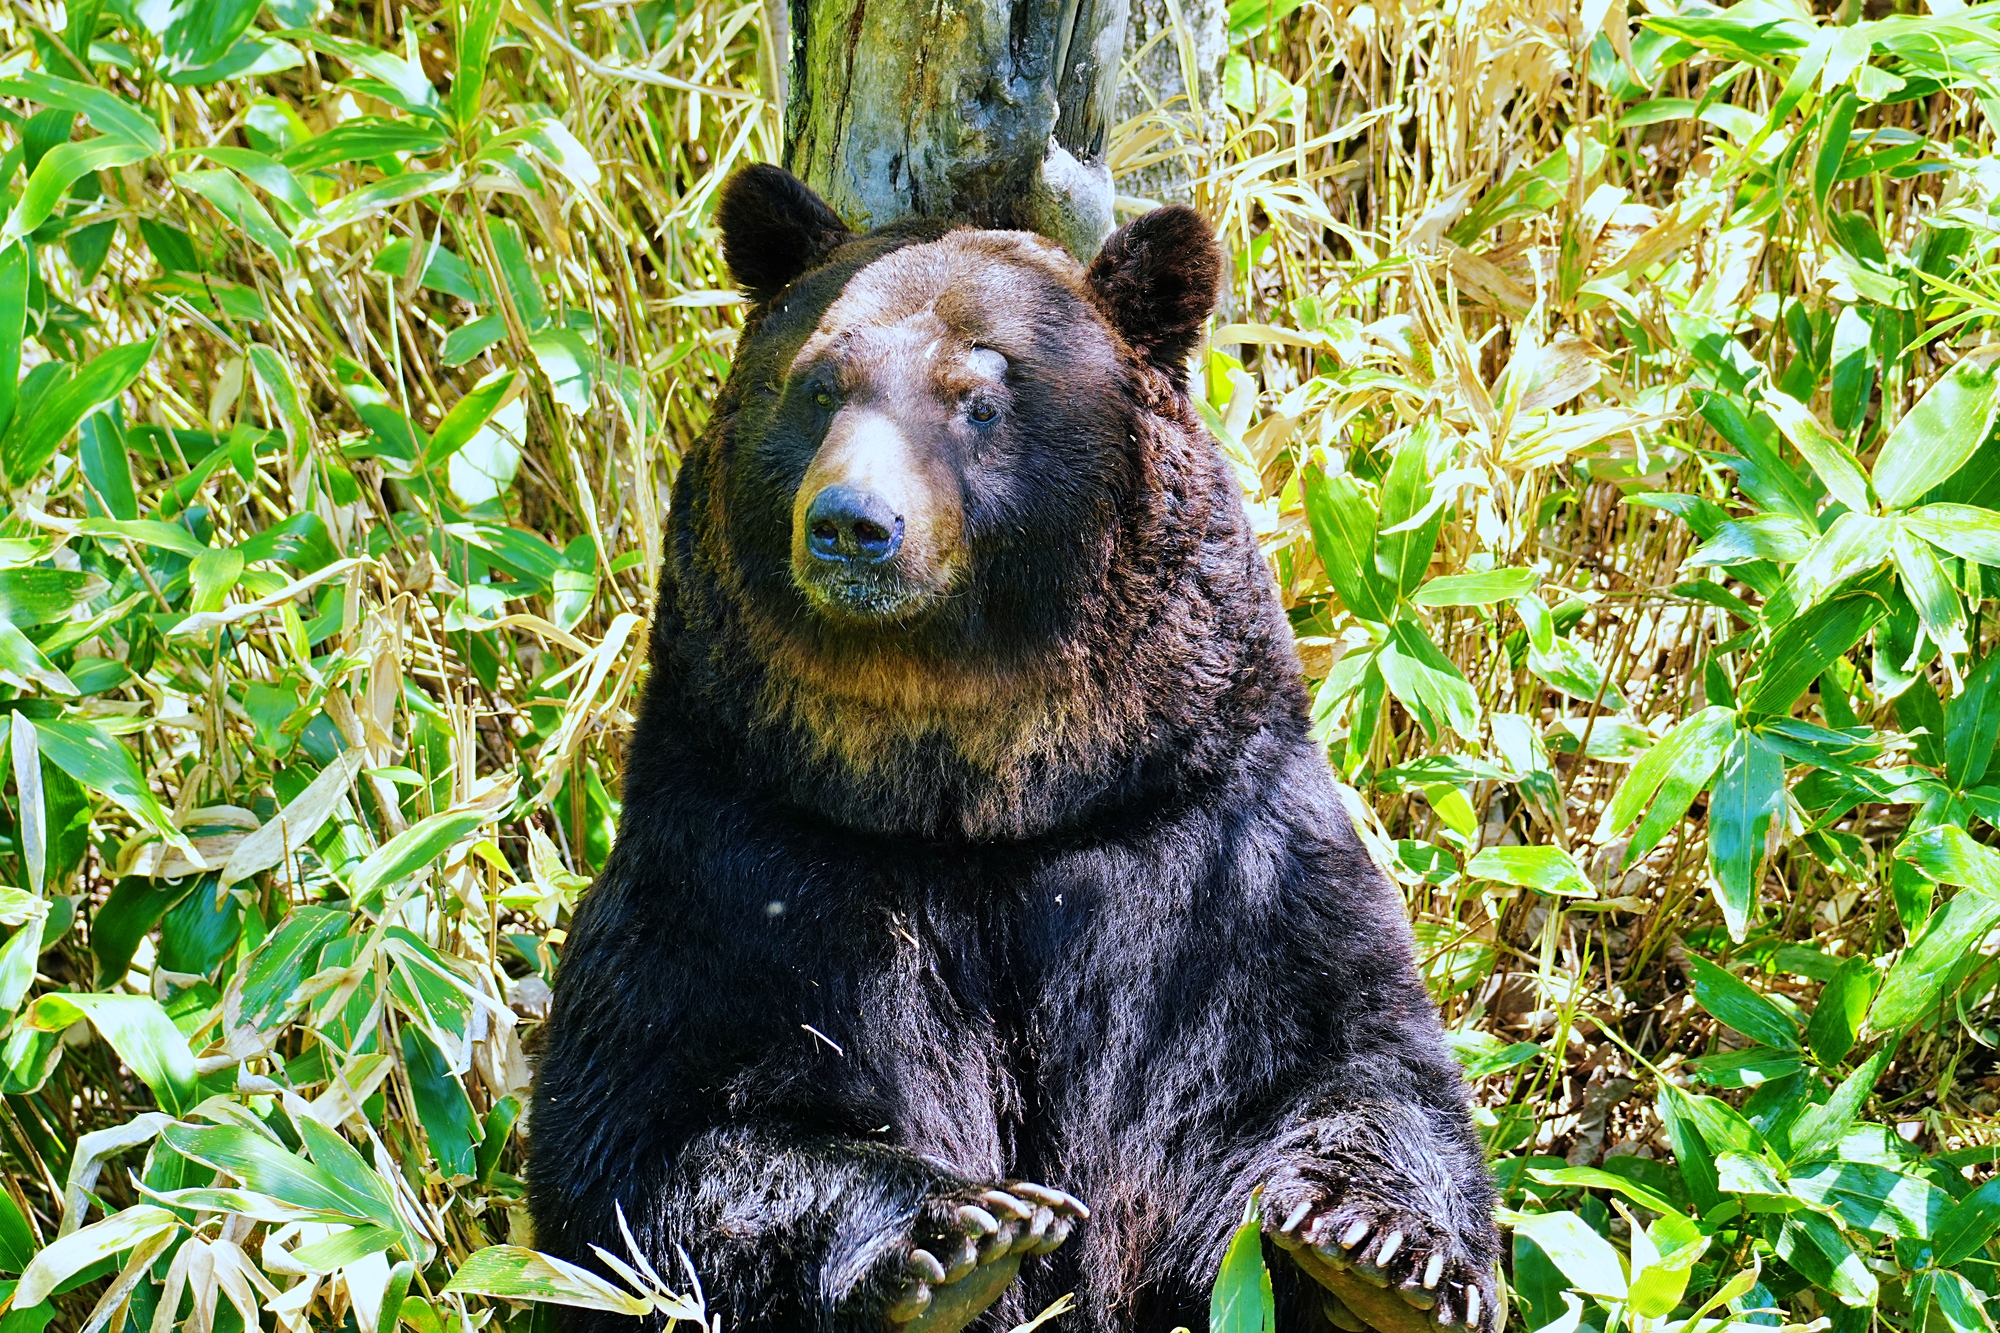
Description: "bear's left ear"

(716, 164), (852, 304)
(1084, 205), (1221, 380)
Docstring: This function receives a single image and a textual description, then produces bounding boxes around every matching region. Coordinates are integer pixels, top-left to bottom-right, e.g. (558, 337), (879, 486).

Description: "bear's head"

(655, 165), (1286, 838)
(708, 165), (1219, 641)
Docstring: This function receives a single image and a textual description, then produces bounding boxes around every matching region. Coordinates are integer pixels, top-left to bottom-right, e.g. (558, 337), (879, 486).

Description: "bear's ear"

(1084, 205), (1221, 380)
(716, 165), (851, 304)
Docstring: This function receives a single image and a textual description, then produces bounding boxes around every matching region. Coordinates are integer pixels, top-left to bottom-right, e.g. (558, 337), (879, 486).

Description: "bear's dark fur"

(527, 164), (1499, 1333)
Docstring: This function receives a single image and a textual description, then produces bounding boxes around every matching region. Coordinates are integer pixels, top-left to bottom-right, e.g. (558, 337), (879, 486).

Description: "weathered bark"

(778, 0), (1129, 257)
(1114, 0), (1228, 207)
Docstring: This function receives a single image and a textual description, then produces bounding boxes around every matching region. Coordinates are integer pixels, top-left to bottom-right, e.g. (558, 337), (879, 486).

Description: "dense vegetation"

(2, 0), (2000, 1328)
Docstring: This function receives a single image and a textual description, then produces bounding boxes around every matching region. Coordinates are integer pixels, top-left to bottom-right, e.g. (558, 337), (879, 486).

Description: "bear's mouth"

(792, 561), (947, 624)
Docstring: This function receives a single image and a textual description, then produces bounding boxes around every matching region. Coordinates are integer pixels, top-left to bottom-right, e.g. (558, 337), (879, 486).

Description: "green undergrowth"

(3, 0), (2000, 1330)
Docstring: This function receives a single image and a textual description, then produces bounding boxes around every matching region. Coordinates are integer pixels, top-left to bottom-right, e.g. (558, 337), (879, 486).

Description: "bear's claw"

(1267, 1187), (1498, 1333)
(885, 1181), (1087, 1332)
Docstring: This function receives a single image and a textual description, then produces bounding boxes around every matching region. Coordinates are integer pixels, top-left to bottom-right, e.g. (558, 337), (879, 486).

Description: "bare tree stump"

(777, 0), (1129, 257)
(1115, 0), (1228, 207)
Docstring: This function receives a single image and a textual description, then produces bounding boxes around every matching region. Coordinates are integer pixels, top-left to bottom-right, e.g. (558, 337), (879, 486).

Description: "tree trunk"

(1113, 0), (1228, 208)
(776, 0), (1129, 257)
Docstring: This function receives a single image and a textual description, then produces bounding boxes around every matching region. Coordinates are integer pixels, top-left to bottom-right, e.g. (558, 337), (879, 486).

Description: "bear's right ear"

(716, 165), (851, 304)
(1084, 206), (1221, 382)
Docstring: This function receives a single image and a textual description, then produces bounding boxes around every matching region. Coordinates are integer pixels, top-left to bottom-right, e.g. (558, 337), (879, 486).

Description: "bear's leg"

(1256, 1100), (1499, 1333)
(538, 1125), (1084, 1333)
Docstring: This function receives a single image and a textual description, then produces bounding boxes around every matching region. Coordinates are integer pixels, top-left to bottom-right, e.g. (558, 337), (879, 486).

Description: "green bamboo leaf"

(278, 119), (452, 173)
(0, 244), (26, 439)
(401, 1024), (482, 1179)
(1373, 426), (1443, 600)
(1871, 875), (2000, 1032)
(0, 908), (45, 1015)
(443, 1246), (652, 1314)
(284, 32), (442, 118)
(236, 905), (349, 1029)
(2, 338), (157, 487)
(78, 412), (137, 520)
(173, 168), (295, 266)
(0, 1188), (33, 1271)
(1595, 705), (1736, 860)
(1904, 504), (2000, 566)
(451, 0), (509, 127)
(1813, 91), (1859, 217)
(1301, 467), (1393, 622)
(1829, 305), (1875, 433)
(1785, 510), (1890, 613)
(517, 119), (603, 193)
(1788, 1050), (1888, 1164)
(428, 367), (518, 467)
(162, 35), (308, 88)
(529, 329), (594, 414)
(1695, 393), (1818, 522)
(298, 170), (463, 242)
(1935, 1177), (2000, 1269)
(291, 1110), (393, 1210)
(1408, 568), (1537, 606)
(0, 569), (106, 626)
(1509, 1211), (1626, 1301)
(1898, 823), (2000, 892)
(1687, 513), (1816, 567)
(0, 72), (166, 153)
(1525, 1167), (1682, 1220)
(372, 238), (486, 302)
(1715, 1151), (1793, 1206)
(1686, 954), (1800, 1050)
(1806, 956), (1879, 1067)
(1708, 730), (1787, 940)
(1775, 1212), (1875, 1307)
(1627, 1212), (1705, 1318)
(3, 138), (155, 243)
(188, 547), (244, 613)
(1465, 845), (1594, 896)
(26, 992), (196, 1114)
(1890, 526), (1966, 662)
(34, 718), (187, 850)
(1759, 380), (1871, 514)
(137, 0), (266, 70)
(190, 147), (320, 221)
(1874, 360), (2000, 509)
(1920, 1271), (1993, 1333)
(1789, 1160), (1947, 1240)
(1656, 1084), (1721, 1210)
(487, 217), (548, 330)
(0, 619), (77, 697)
(248, 344), (312, 451)
(162, 1124), (379, 1220)
(1740, 576), (1891, 716)
(14, 1206), (176, 1308)
(350, 806), (491, 899)
(289, 1224), (403, 1274)
(1380, 615), (1479, 741)
(1210, 1199), (1276, 1333)
(1945, 651), (2000, 788)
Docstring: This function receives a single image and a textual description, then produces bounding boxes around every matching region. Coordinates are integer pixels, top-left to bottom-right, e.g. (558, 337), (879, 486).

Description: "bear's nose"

(804, 485), (904, 564)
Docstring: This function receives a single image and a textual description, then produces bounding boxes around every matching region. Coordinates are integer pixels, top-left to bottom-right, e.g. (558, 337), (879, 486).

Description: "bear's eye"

(812, 389), (836, 410)
(968, 400), (999, 424)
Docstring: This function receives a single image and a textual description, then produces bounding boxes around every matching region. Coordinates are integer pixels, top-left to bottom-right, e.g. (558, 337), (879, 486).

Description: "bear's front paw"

(1264, 1180), (1496, 1333)
(885, 1183), (1088, 1332)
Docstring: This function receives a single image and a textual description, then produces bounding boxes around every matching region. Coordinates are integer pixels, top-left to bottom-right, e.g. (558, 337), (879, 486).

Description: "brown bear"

(526, 163), (1500, 1333)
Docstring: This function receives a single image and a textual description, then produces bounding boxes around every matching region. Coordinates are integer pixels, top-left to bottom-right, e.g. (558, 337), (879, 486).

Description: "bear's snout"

(790, 406), (963, 622)
(803, 485), (904, 564)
